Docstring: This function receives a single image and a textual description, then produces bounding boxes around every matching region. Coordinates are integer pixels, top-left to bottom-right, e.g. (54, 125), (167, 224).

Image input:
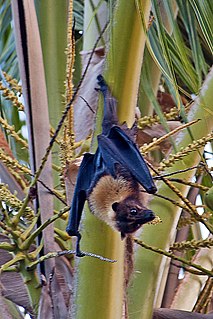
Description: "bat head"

(112, 197), (155, 237)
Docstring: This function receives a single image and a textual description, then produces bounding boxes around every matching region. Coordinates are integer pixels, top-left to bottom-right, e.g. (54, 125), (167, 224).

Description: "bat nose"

(145, 209), (155, 219)
(139, 209), (155, 223)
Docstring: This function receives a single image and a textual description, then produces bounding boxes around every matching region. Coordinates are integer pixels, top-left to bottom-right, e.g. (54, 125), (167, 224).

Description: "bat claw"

(76, 251), (85, 257)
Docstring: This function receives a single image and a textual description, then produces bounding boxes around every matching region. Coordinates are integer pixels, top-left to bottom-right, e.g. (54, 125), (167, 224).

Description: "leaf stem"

(134, 238), (213, 277)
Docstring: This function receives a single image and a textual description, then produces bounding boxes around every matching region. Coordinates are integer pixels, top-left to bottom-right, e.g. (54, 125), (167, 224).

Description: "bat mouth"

(135, 209), (155, 224)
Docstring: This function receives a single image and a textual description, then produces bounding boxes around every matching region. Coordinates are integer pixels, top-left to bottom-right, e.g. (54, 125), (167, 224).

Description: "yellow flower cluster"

(0, 117), (28, 148)
(138, 107), (180, 129)
(2, 71), (22, 94)
(170, 238), (213, 252)
(0, 148), (30, 175)
(0, 184), (34, 217)
(157, 132), (213, 173)
(0, 82), (24, 111)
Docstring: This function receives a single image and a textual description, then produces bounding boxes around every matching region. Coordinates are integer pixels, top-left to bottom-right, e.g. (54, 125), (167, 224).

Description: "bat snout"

(139, 209), (155, 224)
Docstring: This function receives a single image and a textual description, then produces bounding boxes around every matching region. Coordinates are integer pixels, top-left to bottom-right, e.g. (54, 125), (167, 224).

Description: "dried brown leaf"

(0, 291), (24, 319)
(0, 235), (32, 314)
(0, 130), (13, 158)
(157, 91), (188, 113)
(64, 158), (82, 204)
(38, 258), (73, 319)
(153, 308), (213, 319)
(137, 121), (181, 154)
(11, 0), (55, 277)
(74, 47), (105, 142)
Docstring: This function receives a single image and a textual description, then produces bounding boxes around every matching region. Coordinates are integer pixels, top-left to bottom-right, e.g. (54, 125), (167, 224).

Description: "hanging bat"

(66, 75), (157, 256)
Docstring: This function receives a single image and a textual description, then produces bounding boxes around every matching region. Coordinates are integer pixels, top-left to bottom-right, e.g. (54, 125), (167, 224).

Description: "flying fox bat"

(66, 75), (157, 256)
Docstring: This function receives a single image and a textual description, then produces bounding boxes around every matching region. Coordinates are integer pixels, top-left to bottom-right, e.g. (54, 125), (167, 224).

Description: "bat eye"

(130, 208), (137, 215)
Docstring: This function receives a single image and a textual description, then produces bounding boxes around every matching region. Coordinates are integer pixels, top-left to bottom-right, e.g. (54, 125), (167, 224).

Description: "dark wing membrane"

(66, 153), (96, 236)
(98, 126), (157, 194)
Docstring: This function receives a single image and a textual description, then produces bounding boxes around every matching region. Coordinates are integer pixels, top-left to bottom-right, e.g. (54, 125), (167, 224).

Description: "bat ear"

(121, 232), (126, 240)
(112, 202), (119, 212)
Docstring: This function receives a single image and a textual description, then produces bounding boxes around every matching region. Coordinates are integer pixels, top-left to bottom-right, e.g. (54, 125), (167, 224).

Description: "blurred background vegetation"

(0, 0), (212, 318)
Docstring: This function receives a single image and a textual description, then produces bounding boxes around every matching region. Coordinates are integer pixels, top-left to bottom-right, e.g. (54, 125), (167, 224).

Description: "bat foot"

(75, 232), (85, 257)
(96, 74), (107, 93)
